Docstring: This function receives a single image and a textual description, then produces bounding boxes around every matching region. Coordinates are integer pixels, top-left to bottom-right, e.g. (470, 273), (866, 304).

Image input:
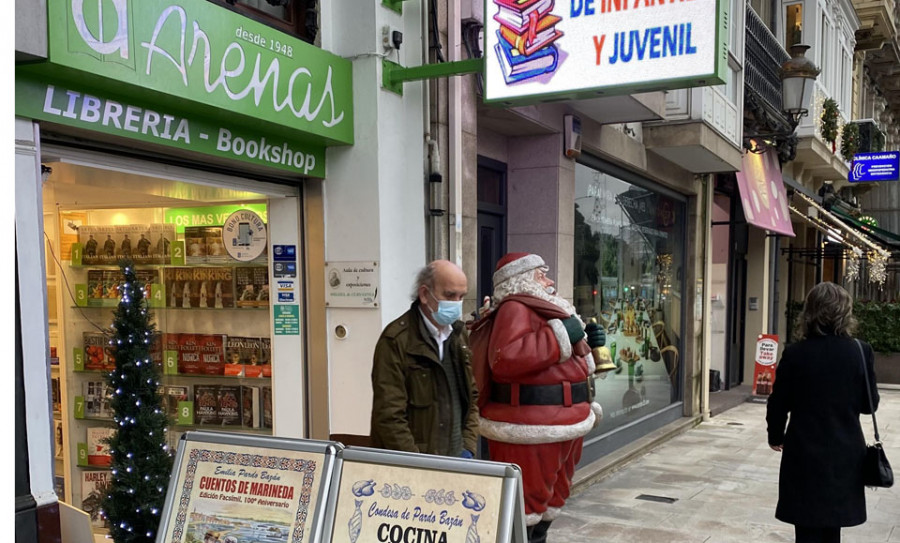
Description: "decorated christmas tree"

(102, 259), (173, 542)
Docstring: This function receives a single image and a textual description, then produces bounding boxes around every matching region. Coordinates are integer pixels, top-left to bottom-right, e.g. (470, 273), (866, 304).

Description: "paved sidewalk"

(550, 389), (900, 543)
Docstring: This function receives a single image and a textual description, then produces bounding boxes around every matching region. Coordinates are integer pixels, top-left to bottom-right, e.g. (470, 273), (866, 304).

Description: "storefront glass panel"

(574, 162), (685, 438)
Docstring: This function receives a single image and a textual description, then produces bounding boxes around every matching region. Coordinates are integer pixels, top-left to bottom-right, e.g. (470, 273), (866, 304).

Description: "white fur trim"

(547, 319), (572, 363)
(542, 507), (562, 521)
(526, 513), (543, 526)
(591, 402), (603, 428)
(584, 351), (596, 373)
(478, 410), (596, 444)
(493, 254), (545, 286)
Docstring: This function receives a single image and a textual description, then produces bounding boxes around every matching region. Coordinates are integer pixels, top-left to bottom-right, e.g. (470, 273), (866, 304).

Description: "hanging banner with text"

(752, 334), (778, 396)
(483, 0), (727, 104)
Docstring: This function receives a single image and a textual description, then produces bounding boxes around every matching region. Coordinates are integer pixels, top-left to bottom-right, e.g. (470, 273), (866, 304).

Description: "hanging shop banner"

(35, 0), (352, 146)
(15, 77), (326, 178)
(483, 0), (727, 104)
(157, 431), (341, 543)
(325, 261), (380, 308)
(752, 334), (778, 396)
(849, 151), (900, 183)
(735, 150), (795, 237)
(331, 447), (526, 543)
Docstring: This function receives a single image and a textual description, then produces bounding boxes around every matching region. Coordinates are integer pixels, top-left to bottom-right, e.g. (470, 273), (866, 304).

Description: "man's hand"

(585, 321), (606, 348)
(562, 315), (586, 344)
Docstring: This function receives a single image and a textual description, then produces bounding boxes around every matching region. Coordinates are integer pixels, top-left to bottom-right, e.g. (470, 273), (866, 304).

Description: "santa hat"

(493, 252), (545, 286)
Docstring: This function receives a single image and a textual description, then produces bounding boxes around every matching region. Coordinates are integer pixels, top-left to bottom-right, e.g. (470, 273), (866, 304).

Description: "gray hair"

(410, 263), (437, 302)
(799, 282), (857, 339)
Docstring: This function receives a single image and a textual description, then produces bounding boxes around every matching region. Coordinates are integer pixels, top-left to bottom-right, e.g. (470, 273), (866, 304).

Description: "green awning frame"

(832, 208), (900, 248)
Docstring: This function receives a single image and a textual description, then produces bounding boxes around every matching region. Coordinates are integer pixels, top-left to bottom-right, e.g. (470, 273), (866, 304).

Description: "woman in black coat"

(767, 282), (880, 543)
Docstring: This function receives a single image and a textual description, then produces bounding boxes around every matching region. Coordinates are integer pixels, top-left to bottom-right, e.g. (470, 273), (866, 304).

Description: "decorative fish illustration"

(348, 499), (363, 543)
(466, 514), (480, 543)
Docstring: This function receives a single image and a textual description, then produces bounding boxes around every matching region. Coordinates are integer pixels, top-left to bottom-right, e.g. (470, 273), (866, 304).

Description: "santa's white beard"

(494, 273), (582, 324)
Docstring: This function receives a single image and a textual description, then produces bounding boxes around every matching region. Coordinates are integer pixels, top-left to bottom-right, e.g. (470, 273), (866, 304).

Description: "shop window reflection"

(574, 164), (685, 432)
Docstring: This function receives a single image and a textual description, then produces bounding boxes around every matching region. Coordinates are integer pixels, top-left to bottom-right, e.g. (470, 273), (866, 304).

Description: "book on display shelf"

(234, 266), (270, 308)
(83, 380), (113, 419)
(261, 385), (273, 429)
(193, 385), (220, 425)
(204, 226), (228, 263)
(86, 426), (115, 467)
(149, 223), (175, 264)
(192, 267), (234, 309)
(54, 420), (64, 458)
(217, 385), (242, 426)
(81, 470), (111, 528)
(78, 225), (117, 265)
(161, 384), (191, 418)
(51, 377), (62, 413)
(199, 334), (227, 375)
(225, 336), (262, 376)
(175, 333), (203, 375)
(184, 226), (208, 264)
(241, 385), (262, 428)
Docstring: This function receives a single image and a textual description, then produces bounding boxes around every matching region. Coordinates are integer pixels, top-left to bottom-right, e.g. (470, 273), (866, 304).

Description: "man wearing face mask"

(476, 252), (605, 543)
(370, 260), (480, 458)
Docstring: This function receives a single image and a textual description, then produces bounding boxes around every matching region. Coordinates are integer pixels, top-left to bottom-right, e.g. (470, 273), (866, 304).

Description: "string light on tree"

(101, 258), (172, 543)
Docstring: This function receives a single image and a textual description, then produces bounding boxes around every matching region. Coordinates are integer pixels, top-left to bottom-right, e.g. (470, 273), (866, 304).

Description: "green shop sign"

(17, 0), (353, 174)
(16, 77), (326, 177)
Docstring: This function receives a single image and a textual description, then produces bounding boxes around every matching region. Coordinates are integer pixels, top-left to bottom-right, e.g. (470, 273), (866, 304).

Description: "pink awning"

(735, 149), (795, 237)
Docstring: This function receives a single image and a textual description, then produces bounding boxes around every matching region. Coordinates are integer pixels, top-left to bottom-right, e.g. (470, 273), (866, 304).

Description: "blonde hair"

(799, 282), (857, 339)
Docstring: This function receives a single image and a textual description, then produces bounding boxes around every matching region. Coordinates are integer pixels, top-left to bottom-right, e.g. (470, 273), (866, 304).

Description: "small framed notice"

(330, 447), (526, 543)
(325, 261), (379, 308)
(156, 431), (341, 543)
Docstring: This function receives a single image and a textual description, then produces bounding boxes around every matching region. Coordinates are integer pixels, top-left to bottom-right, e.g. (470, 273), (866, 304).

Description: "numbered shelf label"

(74, 284), (88, 307)
(170, 240), (186, 266)
(73, 396), (85, 419)
(71, 243), (83, 266)
(72, 347), (85, 372)
(176, 401), (194, 426)
(149, 283), (164, 308)
(76, 443), (88, 467)
(164, 350), (178, 375)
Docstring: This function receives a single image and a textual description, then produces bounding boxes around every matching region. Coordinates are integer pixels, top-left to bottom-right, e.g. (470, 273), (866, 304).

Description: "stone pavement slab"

(551, 389), (900, 542)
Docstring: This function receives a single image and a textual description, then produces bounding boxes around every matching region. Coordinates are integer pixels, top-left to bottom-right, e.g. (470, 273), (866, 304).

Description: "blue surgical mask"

(428, 290), (463, 326)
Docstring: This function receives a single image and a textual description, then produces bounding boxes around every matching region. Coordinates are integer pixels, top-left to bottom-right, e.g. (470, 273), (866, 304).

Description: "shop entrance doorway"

(476, 157), (507, 306)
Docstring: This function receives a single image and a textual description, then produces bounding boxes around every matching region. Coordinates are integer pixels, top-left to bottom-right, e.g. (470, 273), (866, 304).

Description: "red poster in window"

(753, 334), (779, 396)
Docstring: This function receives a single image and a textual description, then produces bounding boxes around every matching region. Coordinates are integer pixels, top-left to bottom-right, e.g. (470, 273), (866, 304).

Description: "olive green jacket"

(370, 303), (479, 456)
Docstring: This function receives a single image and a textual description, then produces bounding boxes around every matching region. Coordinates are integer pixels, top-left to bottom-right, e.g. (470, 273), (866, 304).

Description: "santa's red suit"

(479, 254), (601, 530)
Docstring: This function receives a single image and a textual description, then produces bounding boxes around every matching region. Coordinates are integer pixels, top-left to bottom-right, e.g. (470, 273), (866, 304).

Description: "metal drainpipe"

(448, 0), (463, 266)
(702, 175), (712, 422)
(769, 235), (780, 335)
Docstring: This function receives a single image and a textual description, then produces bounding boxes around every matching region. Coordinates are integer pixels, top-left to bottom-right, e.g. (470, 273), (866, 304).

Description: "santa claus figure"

(479, 252), (605, 543)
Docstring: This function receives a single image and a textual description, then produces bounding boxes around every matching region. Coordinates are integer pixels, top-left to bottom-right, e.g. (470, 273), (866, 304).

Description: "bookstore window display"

(43, 161), (281, 534)
(573, 163), (685, 438)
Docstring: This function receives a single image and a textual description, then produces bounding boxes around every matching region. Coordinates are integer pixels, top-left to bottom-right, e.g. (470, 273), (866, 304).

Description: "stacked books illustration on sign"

(493, 0), (563, 84)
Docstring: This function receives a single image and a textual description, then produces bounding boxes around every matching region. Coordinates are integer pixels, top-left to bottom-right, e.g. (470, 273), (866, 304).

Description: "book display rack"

(45, 203), (274, 536)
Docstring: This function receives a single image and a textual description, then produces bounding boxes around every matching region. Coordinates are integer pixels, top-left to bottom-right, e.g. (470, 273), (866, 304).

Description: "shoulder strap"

(856, 338), (880, 443)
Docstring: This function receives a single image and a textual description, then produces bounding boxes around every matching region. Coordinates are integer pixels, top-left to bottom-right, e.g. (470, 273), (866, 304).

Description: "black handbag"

(856, 339), (894, 488)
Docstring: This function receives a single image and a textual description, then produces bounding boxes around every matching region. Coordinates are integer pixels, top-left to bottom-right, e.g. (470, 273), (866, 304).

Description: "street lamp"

(780, 44), (821, 126)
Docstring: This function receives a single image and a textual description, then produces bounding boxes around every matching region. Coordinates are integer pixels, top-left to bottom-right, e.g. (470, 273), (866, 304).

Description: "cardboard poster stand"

(156, 432), (526, 543)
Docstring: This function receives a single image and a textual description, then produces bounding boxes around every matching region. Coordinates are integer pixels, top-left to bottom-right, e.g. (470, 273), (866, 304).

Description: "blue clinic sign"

(849, 152), (900, 183)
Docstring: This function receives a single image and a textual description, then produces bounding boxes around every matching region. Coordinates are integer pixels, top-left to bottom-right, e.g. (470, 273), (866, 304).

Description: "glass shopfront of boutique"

(573, 158), (687, 464)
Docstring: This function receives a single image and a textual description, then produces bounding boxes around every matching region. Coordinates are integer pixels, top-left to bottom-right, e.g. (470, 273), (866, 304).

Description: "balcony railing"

(745, 6), (790, 115)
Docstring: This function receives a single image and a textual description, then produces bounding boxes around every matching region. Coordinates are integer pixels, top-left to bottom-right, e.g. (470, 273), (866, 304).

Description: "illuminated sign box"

(849, 152), (900, 183)
(483, 0), (727, 104)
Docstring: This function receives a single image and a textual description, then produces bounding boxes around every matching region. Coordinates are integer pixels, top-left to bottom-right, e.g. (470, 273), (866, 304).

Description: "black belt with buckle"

(491, 379), (595, 406)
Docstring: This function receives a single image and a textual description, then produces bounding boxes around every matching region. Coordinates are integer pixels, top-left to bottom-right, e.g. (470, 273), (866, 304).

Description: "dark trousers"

(795, 525), (840, 543)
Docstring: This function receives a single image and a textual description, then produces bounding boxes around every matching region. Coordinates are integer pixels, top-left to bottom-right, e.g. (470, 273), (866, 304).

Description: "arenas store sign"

(16, 0), (354, 175)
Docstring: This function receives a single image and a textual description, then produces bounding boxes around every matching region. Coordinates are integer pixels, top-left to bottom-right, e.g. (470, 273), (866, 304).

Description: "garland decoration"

(840, 121), (860, 162)
(820, 98), (839, 152)
(846, 246), (862, 282)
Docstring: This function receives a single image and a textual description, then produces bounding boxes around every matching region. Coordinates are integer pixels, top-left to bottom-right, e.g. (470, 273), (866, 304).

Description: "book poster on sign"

(159, 440), (326, 543)
(331, 454), (508, 543)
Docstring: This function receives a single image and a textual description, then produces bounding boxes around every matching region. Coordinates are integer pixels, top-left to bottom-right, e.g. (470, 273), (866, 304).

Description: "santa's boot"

(529, 520), (552, 543)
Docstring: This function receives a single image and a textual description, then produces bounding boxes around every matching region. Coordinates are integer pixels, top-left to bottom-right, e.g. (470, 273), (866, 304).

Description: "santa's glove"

(585, 321), (606, 348)
(561, 315), (586, 345)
